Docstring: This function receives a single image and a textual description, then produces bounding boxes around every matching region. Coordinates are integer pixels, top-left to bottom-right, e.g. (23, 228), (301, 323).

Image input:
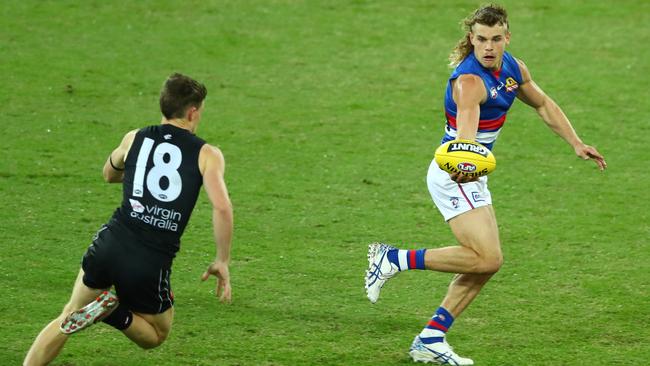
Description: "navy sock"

(102, 304), (133, 330)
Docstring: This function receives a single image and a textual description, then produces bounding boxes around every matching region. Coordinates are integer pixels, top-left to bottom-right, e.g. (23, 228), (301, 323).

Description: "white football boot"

(409, 336), (474, 365)
(365, 242), (399, 303)
(60, 290), (119, 334)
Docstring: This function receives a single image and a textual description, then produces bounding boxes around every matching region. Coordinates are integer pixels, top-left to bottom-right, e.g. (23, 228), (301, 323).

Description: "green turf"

(1, 1), (649, 365)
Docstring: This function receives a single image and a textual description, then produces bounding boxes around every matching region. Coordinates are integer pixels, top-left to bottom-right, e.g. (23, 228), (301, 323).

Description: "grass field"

(2, 1), (649, 365)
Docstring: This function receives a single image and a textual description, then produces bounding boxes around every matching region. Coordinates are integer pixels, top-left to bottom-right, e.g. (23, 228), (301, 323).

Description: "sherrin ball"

(434, 139), (496, 178)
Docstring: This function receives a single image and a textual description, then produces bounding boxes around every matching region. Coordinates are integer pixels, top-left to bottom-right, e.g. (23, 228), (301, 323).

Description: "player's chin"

(481, 57), (498, 68)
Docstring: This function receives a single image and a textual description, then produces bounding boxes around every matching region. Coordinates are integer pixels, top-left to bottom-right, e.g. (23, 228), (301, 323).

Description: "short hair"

(159, 73), (208, 119)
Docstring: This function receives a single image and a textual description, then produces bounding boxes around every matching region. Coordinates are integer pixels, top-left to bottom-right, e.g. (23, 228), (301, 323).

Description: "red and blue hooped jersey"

(441, 51), (522, 150)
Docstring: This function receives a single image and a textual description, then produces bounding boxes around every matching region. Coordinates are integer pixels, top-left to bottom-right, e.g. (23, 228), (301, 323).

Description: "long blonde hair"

(448, 4), (509, 67)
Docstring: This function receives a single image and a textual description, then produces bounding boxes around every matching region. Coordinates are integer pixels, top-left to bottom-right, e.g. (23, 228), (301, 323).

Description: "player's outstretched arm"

(199, 144), (233, 303)
(515, 59), (607, 170)
(103, 130), (137, 183)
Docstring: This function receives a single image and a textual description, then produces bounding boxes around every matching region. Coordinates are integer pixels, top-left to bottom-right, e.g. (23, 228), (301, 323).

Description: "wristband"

(109, 155), (124, 171)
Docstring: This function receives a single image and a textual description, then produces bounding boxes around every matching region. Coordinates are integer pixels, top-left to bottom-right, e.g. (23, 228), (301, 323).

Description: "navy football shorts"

(81, 221), (175, 314)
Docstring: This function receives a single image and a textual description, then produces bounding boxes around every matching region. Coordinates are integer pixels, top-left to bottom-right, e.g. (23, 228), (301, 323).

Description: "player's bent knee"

(137, 341), (162, 350)
(135, 335), (167, 350)
(148, 328), (170, 349)
(481, 254), (503, 274)
(158, 330), (170, 345)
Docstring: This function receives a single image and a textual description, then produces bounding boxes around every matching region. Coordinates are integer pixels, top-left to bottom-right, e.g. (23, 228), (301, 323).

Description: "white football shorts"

(426, 158), (492, 221)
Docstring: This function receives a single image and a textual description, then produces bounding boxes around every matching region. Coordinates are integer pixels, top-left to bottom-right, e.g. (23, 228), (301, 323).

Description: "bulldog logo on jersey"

(505, 77), (519, 92)
(490, 87), (498, 99)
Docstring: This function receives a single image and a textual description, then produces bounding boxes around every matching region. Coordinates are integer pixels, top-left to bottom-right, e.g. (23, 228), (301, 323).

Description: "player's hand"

(201, 260), (232, 303)
(450, 172), (479, 183)
(574, 144), (607, 171)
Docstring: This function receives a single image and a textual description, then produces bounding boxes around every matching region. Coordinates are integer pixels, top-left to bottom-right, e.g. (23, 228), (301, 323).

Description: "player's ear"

(467, 32), (475, 46)
(187, 106), (198, 122)
(505, 31), (511, 45)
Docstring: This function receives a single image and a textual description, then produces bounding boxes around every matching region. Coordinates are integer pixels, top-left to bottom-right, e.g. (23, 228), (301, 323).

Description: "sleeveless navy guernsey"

(111, 124), (206, 256)
(441, 51), (523, 150)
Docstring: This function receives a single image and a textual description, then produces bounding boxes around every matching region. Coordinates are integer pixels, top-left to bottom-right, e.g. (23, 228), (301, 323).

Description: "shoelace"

(366, 247), (389, 286)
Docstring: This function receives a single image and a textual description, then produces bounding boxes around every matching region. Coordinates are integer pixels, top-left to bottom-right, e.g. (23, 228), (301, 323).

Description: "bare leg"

(24, 270), (105, 366)
(436, 205), (502, 318)
(440, 273), (493, 318)
(398, 206), (502, 363)
(423, 205), (502, 275)
(121, 307), (174, 349)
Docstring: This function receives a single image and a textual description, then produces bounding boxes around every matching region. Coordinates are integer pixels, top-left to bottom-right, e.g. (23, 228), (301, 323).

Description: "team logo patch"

(129, 198), (145, 213)
(450, 197), (460, 209)
(505, 77), (519, 92)
(471, 191), (485, 203)
(490, 87), (498, 99)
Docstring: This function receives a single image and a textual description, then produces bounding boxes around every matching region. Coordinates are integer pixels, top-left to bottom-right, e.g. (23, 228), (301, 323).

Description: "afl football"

(434, 139), (496, 178)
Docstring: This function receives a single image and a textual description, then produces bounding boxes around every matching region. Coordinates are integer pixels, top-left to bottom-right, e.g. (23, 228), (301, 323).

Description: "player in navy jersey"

(365, 5), (606, 365)
(25, 73), (233, 365)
